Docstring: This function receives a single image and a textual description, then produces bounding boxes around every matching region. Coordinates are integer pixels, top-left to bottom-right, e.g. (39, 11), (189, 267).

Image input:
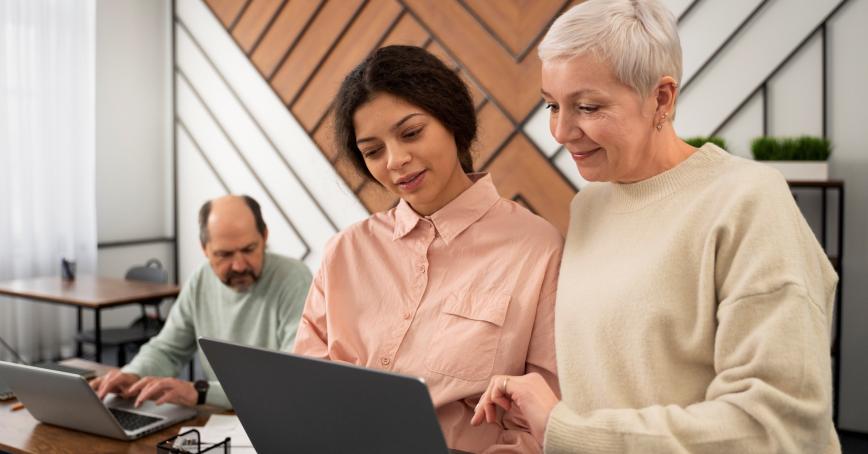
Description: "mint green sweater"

(123, 252), (311, 408)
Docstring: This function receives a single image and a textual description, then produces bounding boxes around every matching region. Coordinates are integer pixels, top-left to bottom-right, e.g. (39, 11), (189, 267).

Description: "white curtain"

(0, 0), (97, 362)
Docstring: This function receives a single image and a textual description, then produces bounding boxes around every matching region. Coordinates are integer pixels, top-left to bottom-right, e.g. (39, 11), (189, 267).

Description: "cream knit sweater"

(545, 144), (839, 453)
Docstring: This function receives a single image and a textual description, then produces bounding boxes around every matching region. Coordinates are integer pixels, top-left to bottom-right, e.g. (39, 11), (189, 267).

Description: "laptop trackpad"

(104, 394), (177, 419)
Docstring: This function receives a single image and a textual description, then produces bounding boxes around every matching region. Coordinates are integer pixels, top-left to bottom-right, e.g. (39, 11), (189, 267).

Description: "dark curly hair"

(333, 45), (477, 183)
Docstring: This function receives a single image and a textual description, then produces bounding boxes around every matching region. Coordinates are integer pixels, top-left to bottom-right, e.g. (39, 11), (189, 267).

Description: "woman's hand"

(470, 372), (560, 445)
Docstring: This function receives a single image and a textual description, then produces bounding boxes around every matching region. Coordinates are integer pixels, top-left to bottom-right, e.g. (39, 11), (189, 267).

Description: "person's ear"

(262, 227), (269, 245)
(654, 76), (678, 115)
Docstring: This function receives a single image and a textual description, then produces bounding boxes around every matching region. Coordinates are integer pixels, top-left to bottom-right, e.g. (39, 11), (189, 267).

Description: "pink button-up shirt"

(294, 174), (561, 453)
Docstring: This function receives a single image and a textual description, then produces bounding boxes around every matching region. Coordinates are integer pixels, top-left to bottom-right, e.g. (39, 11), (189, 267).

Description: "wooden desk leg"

(76, 307), (83, 357)
(94, 308), (102, 363)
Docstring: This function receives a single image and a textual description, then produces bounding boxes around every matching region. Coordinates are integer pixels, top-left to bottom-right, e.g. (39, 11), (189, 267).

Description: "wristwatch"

(194, 380), (209, 405)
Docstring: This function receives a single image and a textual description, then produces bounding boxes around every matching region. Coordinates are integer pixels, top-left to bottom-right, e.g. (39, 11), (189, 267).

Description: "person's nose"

(231, 253), (247, 272)
(551, 111), (583, 145)
(385, 144), (412, 171)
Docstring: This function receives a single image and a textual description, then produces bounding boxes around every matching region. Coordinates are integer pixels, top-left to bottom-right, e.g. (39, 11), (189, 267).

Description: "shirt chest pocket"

(425, 290), (511, 381)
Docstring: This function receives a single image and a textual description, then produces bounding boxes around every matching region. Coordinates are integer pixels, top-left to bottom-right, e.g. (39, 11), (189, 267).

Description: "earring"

(656, 112), (668, 131)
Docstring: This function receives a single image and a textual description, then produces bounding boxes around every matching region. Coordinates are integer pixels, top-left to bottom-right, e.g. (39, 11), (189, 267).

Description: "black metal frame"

(97, 237), (174, 249)
(75, 306), (101, 362)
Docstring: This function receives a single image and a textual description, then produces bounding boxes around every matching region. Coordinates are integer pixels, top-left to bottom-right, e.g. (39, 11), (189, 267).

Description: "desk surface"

(0, 276), (180, 309)
(0, 359), (217, 454)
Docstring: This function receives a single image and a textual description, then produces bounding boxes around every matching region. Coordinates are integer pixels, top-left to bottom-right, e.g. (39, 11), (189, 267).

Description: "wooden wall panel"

(251, 0), (322, 78)
(207, 0), (248, 28)
(268, 0), (364, 104)
(475, 101), (513, 168)
(292, 0), (403, 131)
(381, 12), (429, 48)
(232, 0), (285, 53)
(463, 0), (564, 57)
(204, 0), (579, 234)
(487, 134), (574, 231)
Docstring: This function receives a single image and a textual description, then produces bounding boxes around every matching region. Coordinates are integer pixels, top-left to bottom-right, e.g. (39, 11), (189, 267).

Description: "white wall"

(828, 0), (868, 431)
(94, 0), (175, 330)
(173, 0), (368, 285)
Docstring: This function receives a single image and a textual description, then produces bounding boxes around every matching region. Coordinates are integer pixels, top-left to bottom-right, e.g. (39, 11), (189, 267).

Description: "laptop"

(199, 337), (454, 454)
(0, 380), (12, 400)
(0, 363), (94, 401)
(0, 361), (196, 440)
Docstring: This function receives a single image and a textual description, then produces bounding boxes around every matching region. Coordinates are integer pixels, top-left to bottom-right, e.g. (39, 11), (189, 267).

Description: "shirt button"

(417, 264), (426, 273)
(381, 357), (391, 366)
(403, 312), (411, 320)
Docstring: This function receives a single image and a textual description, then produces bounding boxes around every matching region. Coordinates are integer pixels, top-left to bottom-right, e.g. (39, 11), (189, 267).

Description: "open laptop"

(0, 380), (12, 400)
(0, 361), (196, 440)
(200, 337), (454, 454)
(0, 363), (94, 401)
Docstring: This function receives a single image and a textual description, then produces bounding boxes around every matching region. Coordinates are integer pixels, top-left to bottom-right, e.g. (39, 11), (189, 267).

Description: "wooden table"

(0, 359), (219, 454)
(0, 276), (180, 363)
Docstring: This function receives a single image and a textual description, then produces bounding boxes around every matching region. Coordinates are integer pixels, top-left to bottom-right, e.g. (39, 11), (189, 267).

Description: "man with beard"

(90, 195), (311, 408)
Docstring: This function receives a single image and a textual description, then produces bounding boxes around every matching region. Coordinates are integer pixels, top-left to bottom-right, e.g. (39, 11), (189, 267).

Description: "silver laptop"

(200, 337), (454, 454)
(0, 361), (196, 440)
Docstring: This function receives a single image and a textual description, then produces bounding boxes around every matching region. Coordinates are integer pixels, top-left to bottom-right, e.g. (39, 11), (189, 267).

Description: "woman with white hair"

(472, 0), (839, 452)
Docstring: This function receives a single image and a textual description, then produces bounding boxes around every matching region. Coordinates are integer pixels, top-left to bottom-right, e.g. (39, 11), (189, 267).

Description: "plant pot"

(759, 160), (828, 182)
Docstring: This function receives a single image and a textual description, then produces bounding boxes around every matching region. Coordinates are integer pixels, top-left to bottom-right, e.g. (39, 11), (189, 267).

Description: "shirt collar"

(392, 173), (500, 244)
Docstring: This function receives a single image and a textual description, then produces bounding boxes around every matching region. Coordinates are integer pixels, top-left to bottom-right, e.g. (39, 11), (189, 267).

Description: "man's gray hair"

(539, 0), (683, 99)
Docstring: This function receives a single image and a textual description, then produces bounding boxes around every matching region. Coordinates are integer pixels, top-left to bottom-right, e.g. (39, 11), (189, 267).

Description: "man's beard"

(223, 269), (258, 292)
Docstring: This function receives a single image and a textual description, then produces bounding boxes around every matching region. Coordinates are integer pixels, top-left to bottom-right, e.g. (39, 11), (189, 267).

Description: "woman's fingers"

(471, 375), (519, 425)
(471, 390), (490, 425)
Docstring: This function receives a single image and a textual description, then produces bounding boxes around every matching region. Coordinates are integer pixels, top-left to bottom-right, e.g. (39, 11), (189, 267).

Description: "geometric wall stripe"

(189, 0), (847, 243)
(205, 0), (580, 234)
(677, 0), (844, 137)
(176, 0), (369, 279)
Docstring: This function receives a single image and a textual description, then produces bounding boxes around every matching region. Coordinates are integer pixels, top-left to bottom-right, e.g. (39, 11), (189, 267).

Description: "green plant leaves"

(751, 136), (831, 161)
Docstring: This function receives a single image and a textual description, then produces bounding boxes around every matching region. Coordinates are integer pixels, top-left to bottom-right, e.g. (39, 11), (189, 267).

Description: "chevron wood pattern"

(204, 0), (578, 233)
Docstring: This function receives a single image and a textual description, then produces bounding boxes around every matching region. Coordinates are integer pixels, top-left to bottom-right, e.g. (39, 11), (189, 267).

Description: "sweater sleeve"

(545, 172), (838, 454)
(278, 262), (313, 352)
(123, 278), (198, 379)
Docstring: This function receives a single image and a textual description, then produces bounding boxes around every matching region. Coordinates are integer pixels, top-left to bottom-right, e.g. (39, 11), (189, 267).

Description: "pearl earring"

(656, 112), (668, 131)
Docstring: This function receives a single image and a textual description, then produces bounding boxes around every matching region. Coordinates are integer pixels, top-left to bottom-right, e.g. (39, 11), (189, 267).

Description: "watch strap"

(194, 380), (209, 405)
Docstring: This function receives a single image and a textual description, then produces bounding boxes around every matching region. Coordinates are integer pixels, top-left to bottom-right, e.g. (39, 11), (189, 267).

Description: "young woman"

(293, 45), (562, 453)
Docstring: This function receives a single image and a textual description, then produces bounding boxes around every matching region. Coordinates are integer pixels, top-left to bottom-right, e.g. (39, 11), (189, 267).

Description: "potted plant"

(684, 136), (728, 150)
(751, 136), (831, 181)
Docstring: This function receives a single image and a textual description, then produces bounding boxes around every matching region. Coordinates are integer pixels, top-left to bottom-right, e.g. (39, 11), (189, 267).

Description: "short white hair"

(539, 0), (683, 98)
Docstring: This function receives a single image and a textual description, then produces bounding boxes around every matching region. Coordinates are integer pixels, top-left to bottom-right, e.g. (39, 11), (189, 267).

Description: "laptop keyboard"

(109, 408), (162, 431)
